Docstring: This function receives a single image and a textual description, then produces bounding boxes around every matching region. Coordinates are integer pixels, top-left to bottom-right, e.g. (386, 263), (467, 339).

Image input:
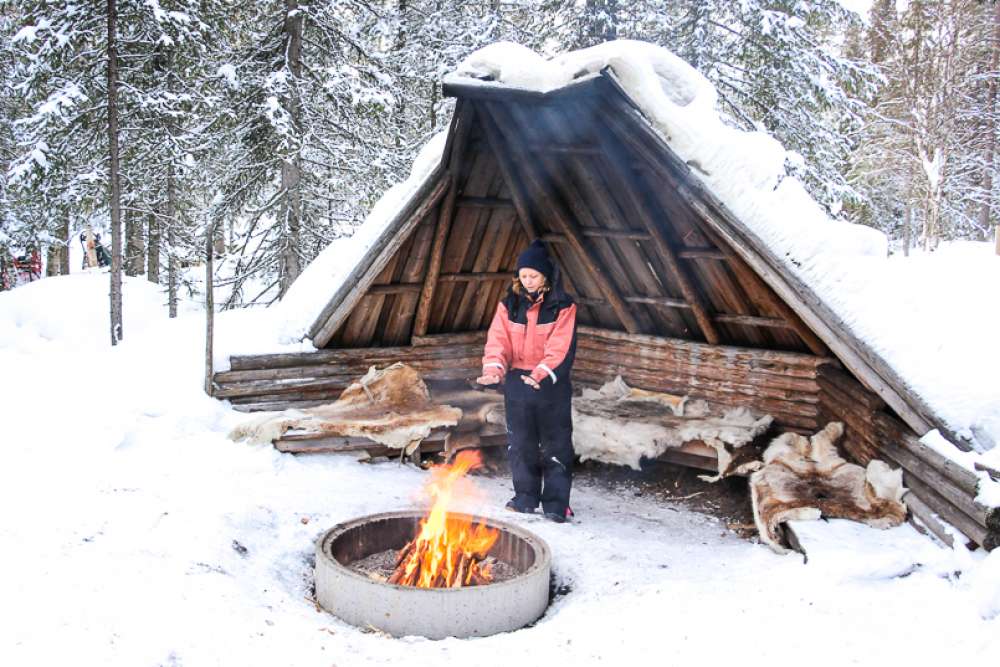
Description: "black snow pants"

(503, 370), (574, 516)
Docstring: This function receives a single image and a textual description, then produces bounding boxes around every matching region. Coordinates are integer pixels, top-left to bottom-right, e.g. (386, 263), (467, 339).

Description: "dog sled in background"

(0, 246), (42, 291)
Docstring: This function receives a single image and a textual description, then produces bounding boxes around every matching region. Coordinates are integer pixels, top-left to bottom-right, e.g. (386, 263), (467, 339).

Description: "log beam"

(368, 283), (422, 295)
(412, 100), (474, 339)
(438, 271), (514, 283)
(456, 196), (515, 210)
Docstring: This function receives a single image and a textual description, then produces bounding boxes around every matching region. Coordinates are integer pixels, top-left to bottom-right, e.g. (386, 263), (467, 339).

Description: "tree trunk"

(279, 0), (303, 296)
(45, 219), (70, 276)
(213, 221), (225, 257)
(869, 0), (895, 65)
(125, 205), (145, 276)
(59, 216), (69, 275)
(429, 80), (437, 130)
(107, 0), (123, 345)
(46, 244), (59, 276)
(983, 0), (1000, 255)
(903, 199), (913, 257)
(395, 0), (407, 146)
(205, 214), (215, 395)
(167, 163), (178, 318)
(147, 211), (160, 282)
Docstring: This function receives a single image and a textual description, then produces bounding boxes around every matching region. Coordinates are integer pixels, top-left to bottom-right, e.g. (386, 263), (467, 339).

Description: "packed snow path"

(1, 273), (997, 666)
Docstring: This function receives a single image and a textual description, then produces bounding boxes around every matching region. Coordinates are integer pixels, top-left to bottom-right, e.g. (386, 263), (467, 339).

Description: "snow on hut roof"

(278, 40), (1000, 468)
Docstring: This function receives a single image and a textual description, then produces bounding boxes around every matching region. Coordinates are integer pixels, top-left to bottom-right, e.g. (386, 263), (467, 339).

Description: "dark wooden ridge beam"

(481, 101), (642, 334)
(541, 230), (652, 242)
(591, 109), (720, 344)
(529, 144), (602, 156)
(412, 100), (474, 339)
(368, 283), (422, 295)
(457, 196), (514, 210)
(439, 271), (513, 283)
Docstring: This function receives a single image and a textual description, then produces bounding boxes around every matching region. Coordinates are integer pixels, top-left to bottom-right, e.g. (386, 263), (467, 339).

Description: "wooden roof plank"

(592, 109), (721, 344)
(482, 100), (643, 334)
(412, 100), (474, 338)
(537, 101), (694, 337)
(514, 104), (659, 334)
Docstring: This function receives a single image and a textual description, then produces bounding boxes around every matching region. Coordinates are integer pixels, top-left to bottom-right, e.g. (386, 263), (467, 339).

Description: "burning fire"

(389, 450), (499, 588)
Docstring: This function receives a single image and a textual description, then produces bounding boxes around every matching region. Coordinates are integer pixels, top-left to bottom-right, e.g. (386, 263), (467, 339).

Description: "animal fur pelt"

(228, 363), (462, 451)
(571, 376), (773, 471)
(750, 422), (907, 554)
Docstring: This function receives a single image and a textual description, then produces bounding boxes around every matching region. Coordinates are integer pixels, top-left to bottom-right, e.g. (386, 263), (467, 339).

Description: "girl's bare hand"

(476, 374), (501, 385)
(521, 375), (540, 390)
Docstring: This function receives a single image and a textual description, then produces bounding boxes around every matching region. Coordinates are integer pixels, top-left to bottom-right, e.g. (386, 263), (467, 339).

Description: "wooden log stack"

(213, 342), (483, 412)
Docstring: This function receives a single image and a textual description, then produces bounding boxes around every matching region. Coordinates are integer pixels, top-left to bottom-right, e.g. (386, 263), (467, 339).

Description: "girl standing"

(476, 240), (577, 523)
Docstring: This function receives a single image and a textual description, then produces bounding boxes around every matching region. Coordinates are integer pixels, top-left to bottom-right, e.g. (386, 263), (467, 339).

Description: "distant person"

(476, 240), (578, 523)
(80, 229), (111, 268)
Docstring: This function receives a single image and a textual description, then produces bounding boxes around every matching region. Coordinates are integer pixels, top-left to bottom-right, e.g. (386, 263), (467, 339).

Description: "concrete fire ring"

(315, 510), (551, 639)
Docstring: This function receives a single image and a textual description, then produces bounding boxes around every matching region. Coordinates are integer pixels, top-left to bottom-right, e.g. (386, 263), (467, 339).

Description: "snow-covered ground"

(1, 271), (998, 666)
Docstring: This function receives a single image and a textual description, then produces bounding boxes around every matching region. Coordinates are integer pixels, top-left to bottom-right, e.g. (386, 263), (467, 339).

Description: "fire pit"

(315, 510), (551, 638)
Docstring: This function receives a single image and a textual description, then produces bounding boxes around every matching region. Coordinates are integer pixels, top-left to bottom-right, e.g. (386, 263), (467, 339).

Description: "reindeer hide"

(750, 422), (907, 554)
(571, 376), (773, 471)
(229, 363), (462, 451)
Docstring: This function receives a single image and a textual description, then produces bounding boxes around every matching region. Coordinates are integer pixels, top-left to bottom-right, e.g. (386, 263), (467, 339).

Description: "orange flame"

(396, 450), (499, 588)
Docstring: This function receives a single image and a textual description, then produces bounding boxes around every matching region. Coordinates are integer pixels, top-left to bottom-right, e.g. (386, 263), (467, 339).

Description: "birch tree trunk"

(107, 0), (123, 345)
(278, 0), (303, 296)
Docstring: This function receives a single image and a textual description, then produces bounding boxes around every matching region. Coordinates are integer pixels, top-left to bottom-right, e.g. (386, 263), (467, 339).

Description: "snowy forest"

(2, 0), (999, 312)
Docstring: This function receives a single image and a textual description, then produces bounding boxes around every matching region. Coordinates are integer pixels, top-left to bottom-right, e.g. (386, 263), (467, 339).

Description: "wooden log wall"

(573, 326), (827, 432)
(817, 366), (998, 549)
(215, 343), (482, 412)
(215, 326), (829, 432)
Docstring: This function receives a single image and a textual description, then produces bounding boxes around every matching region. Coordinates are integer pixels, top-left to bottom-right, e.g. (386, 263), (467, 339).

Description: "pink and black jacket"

(482, 285), (577, 401)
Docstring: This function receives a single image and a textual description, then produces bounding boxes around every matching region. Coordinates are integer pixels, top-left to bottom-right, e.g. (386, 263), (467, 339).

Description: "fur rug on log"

(571, 376), (773, 471)
(228, 363), (462, 451)
(750, 422), (907, 554)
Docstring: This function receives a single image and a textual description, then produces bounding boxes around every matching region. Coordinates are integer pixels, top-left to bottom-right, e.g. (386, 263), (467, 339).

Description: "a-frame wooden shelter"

(213, 69), (997, 550)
